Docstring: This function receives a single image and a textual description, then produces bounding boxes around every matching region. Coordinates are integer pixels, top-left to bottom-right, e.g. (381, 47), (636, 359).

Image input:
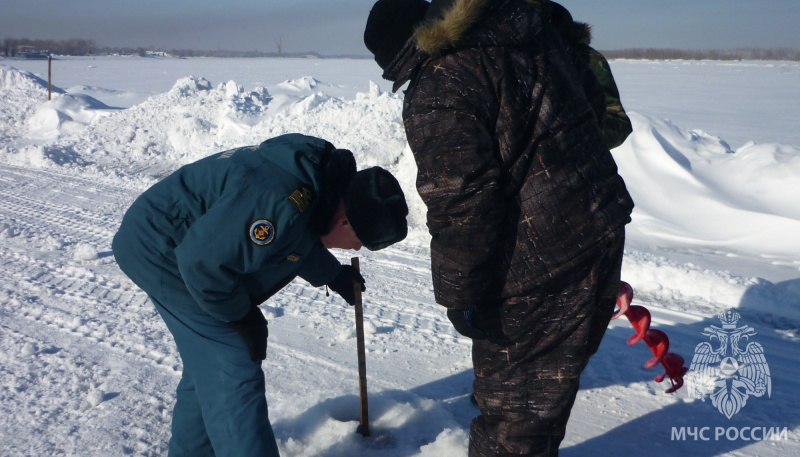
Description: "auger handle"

(352, 257), (370, 437)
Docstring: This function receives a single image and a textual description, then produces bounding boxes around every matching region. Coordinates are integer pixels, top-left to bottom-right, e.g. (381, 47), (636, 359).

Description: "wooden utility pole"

(47, 55), (52, 100)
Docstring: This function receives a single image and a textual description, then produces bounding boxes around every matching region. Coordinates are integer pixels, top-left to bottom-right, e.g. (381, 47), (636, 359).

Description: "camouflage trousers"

(469, 230), (625, 456)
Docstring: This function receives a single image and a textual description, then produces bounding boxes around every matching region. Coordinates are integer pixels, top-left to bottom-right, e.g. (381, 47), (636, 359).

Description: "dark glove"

(447, 309), (487, 340)
(230, 306), (268, 362)
(327, 264), (366, 306)
(447, 307), (512, 346)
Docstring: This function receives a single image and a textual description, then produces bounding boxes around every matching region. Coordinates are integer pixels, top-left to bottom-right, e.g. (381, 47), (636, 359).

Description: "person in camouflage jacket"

(365, 0), (634, 455)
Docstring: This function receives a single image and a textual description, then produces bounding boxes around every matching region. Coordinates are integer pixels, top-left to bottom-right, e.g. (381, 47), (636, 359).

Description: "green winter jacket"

(587, 47), (632, 149)
(113, 134), (341, 322)
(543, 0), (633, 149)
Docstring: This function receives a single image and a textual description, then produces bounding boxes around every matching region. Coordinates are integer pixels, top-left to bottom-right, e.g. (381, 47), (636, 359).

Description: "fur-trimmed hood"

(549, 0), (593, 47)
(414, 0), (542, 56)
(411, 0), (592, 56)
(384, 0), (544, 89)
(575, 22), (592, 46)
(414, 0), (489, 56)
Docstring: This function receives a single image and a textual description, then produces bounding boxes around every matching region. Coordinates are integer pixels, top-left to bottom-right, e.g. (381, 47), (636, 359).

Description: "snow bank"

(615, 113), (800, 273)
(0, 64), (428, 230)
(3, 60), (800, 279)
(0, 65), (63, 144)
(27, 93), (118, 141)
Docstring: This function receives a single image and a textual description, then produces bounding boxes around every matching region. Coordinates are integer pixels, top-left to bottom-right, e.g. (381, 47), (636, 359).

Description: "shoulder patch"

(249, 219), (276, 246)
(288, 186), (313, 213)
(217, 149), (236, 160)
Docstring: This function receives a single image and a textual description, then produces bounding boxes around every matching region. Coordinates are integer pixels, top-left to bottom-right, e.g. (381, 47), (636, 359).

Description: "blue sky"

(1, 0), (798, 55)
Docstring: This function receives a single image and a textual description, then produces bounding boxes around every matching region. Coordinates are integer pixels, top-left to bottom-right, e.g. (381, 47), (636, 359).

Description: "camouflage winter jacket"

(587, 47), (633, 149)
(382, 0), (634, 309)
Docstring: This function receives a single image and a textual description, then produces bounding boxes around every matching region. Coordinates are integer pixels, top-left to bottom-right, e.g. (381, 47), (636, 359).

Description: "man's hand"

(327, 264), (366, 305)
(447, 309), (487, 340)
(230, 306), (268, 362)
(447, 307), (512, 346)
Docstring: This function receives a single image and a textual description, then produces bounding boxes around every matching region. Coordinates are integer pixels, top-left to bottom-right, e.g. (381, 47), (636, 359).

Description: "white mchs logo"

(687, 310), (771, 419)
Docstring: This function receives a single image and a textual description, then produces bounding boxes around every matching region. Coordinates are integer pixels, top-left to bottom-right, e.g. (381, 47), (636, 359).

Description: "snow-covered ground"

(1, 55), (798, 456)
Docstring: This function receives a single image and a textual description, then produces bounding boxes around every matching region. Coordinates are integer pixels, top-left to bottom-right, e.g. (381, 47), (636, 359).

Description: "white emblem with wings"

(687, 310), (771, 419)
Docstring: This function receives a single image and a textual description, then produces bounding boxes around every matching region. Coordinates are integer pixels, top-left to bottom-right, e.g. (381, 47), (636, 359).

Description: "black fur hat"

(550, 2), (579, 44)
(364, 0), (430, 70)
(316, 148), (357, 236)
(344, 167), (409, 250)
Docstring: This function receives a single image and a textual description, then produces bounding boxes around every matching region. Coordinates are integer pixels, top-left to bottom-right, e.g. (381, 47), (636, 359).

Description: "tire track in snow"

(0, 242), (181, 371)
(0, 165), (131, 246)
(0, 307), (175, 456)
(0, 164), (172, 368)
(0, 164), (179, 455)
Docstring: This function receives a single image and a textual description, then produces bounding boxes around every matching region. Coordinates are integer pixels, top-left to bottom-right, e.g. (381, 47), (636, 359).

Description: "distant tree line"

(165, 48), (322, 59)
(2, 36), (799, 61)
(0, 37), (327, 58)
(601, 47), (800, 61)
(3, 37), (97, 56)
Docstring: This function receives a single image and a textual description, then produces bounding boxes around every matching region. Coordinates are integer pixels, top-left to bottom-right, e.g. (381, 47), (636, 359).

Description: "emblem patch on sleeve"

(288, 186), (313, 213)
(249, 220), (276, 246)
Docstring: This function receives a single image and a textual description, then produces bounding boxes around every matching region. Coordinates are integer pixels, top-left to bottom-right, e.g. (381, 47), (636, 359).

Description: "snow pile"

(0, 65), (62, 144)
(27, 93), (118, 141)
(1, 64), (427, 230)
(35, 75), (273, 171)
(616, 113), (800, 267)
(276, 76), (329, 92)
(6, 61), (800, 265)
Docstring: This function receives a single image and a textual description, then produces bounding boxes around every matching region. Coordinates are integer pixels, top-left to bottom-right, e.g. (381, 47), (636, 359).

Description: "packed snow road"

(2, 163), (797, 456)
(0, 163), (472, 455)
(0, 164), (176, 454)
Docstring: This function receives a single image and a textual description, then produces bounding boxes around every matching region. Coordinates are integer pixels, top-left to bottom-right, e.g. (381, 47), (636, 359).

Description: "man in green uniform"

(112, 133), (408, 456)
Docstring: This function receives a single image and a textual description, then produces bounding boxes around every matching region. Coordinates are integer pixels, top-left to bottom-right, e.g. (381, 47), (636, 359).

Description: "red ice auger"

(612, 281), (689, 393)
